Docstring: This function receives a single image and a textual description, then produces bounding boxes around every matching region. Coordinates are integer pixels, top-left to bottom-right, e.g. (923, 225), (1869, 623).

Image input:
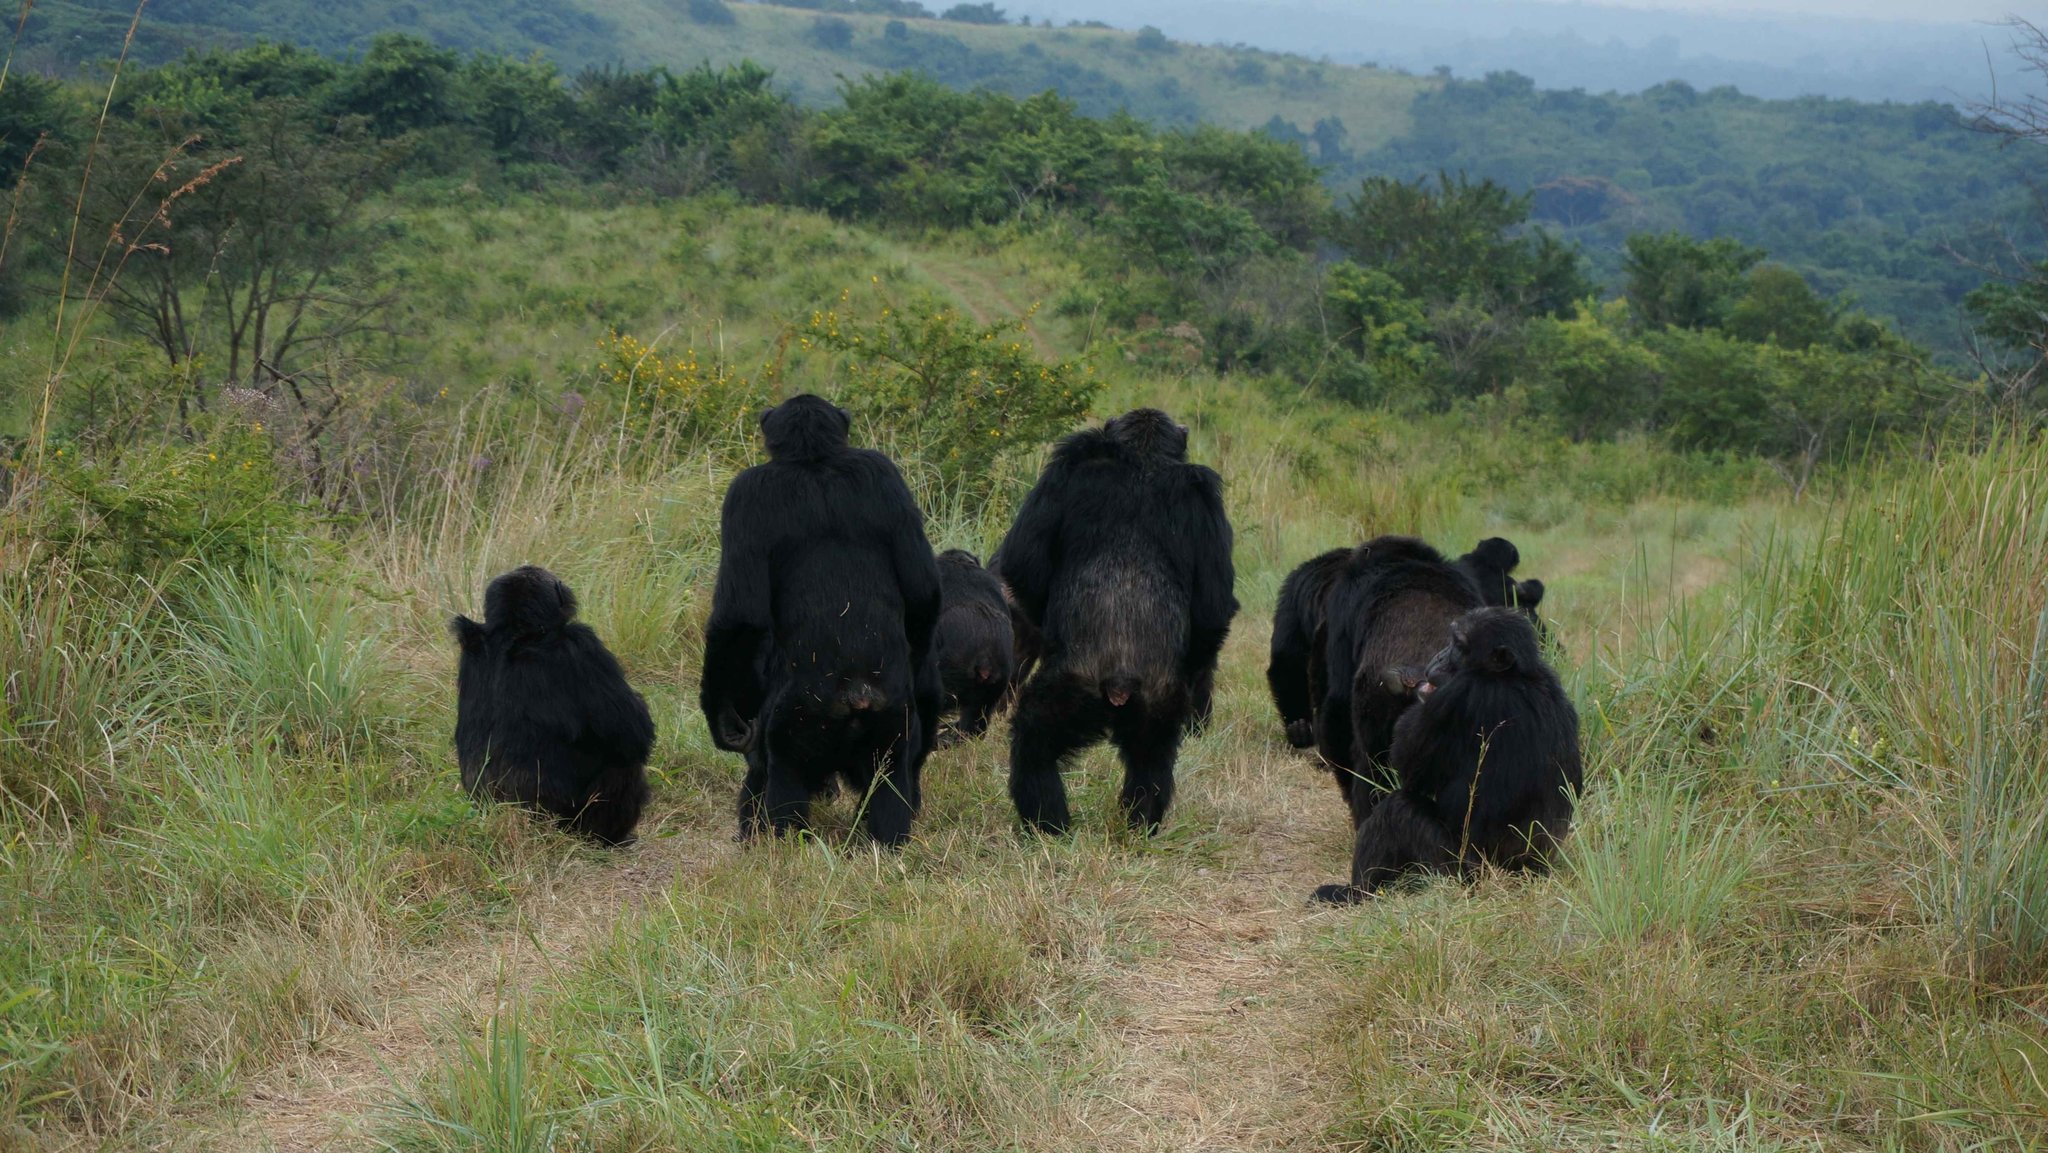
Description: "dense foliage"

(0, 37), (2035, 495)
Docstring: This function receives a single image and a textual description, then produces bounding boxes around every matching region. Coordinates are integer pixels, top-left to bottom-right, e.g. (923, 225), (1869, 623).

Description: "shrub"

(809, 16), (855, 49)
(803, 296), (1096, 496)
(595, 331), (775, 448)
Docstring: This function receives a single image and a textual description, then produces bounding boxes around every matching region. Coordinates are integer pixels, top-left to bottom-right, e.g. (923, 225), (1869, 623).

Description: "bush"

(809, 15), (855, 49)
(940, 2), (1005, 24)
(803, 296), (1096, 496)
(33, 424), (308, 578)
(1134, 25), (1172, 53)
(595, 330), (774, 448)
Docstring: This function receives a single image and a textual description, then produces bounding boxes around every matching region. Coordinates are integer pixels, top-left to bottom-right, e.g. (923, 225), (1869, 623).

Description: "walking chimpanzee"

(993, 408), (1237, 835)
(698, 394), (941, 847)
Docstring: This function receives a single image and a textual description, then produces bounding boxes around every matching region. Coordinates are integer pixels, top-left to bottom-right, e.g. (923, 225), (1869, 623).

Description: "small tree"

(805, 296), (1095, 496)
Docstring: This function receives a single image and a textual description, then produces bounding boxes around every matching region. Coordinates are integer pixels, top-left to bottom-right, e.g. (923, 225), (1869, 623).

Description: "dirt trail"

(1076, 739), (1357, 1151)
(893, 246), (1062, 360)
(242, 830), (736, 1152)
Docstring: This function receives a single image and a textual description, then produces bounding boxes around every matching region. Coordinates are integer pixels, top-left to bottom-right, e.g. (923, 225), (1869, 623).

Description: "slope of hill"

(9, 0), (2041, 350)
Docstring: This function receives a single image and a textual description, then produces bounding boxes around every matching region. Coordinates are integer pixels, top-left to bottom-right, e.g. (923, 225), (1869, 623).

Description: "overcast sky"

(1579, 0), (2018, 22)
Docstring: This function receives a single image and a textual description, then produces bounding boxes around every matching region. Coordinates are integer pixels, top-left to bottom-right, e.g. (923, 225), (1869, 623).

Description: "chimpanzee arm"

(873, 455), (942, 665)
(700, 469), (776, 749)
(1180, 464), (1237, 677)
(1388, 683), (1473, 802)
(989, 461), (1070, 627)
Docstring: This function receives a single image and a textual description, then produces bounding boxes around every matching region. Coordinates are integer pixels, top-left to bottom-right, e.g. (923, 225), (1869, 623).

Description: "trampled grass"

(2, 201), (2046, 1151)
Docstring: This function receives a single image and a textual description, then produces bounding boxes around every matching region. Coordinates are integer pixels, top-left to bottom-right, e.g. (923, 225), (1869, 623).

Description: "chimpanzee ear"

(1488, 644), (1516, 673)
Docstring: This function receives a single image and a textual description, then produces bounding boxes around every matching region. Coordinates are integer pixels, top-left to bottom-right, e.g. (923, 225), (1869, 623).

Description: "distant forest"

(2, 0), (2043, 352)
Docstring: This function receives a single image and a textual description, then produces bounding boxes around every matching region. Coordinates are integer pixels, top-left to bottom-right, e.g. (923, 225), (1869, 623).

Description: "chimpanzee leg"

(1008, 671), (1109, 835)
(863, 728), (916, 848)
(1112, 688), (1188, 834)
(1311, 793), (1456, 904)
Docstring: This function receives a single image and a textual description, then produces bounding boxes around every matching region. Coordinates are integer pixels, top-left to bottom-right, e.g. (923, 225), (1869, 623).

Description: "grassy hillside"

(3, 196), (2047, 1150)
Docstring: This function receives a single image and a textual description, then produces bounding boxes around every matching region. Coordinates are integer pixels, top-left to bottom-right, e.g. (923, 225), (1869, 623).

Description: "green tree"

(1520, 299), (1662, 439)
(1327, 172), (1588, 316)
(1623, 231), (1765, 331)
(1724, 262), (1837, 349)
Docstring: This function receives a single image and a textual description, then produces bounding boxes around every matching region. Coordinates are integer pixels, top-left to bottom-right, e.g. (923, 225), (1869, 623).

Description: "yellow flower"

(208, 452), (218, 461)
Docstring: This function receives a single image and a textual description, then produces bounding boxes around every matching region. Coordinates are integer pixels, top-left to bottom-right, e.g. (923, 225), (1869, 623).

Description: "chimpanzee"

(933, 548), (1018, 743)
(1312, 536), (1483, 823)
(1267, 547), (1353, 749)
(452, 565), (655, 845)
(1456, 537), (1546, 620)
(698, 394), (941, 848)
(1311, 607), (1581, 903)
(993, 408), (1236, 834)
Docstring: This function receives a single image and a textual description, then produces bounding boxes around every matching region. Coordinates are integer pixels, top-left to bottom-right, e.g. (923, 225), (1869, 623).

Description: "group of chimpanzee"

(449, 394), (1583, 904)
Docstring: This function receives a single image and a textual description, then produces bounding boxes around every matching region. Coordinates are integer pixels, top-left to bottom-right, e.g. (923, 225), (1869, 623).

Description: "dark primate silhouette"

(1313, 607), (1581, 902)
(453, 566), (654, 844)
(699, 394), (941, 847)
(994, 408), (1237, 835)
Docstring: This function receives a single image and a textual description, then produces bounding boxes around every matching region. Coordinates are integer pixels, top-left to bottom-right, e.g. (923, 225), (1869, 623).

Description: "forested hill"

(9, 0), (2043, 349)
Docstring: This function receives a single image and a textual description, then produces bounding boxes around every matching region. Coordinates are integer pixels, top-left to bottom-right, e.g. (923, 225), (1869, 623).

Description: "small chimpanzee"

(452, 565), (655, 845)
(933, 548), (1018, 743)
(1455, 536), (1545, 620)
(1312, 607), (1581, 903)
(698, 394), (941, 847)
(993, 408), (1237, 835)
(1312, 536), (1483, 823)
(1267, 547), (1353, 749)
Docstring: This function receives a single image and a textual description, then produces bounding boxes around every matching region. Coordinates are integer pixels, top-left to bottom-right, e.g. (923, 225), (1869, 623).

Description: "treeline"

(0, 38), (2035, 485)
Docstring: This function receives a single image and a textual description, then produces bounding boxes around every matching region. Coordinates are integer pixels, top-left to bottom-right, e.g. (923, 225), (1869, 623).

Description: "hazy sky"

(1574, 0), (2019, 22)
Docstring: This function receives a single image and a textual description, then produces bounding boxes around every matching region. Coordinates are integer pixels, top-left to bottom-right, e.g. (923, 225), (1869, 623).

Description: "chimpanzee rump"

(452, 566), (655, 845)
(1312, 536), (1484, 823)
(933, 548), (1018, 742)
(699, 394), (941, 847)
(1267, 547), (1353, 749)
(993, 409), (1237, 834)
(1313, 607), (1582, 903)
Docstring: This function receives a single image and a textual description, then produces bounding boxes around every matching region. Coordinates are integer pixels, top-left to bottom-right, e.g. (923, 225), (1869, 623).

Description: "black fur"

(699, 394), (942, 847)
(1312, 607), (1582, 903)
(1456, 536), (1546, 621)
(992, 408), (1237, 834)
(1267, 547), (1352, 749)
(452, 566), (654, 845)
(933, 548), (1017, 743)
(1311, 536), (1484, 823)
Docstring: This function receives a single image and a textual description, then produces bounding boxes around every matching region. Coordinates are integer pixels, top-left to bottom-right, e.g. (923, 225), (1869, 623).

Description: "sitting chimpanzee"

(699, 394), (941, 847)
(1456, 536), (1546, 621)
(1312, 536), (1483, 823)
(452, 565), (655, 845)
(1312, 607), (1581, 903)
(933, 548), (1018, 743)
(994, 408), (1237, 835)
(1267, 547), (1353, 749)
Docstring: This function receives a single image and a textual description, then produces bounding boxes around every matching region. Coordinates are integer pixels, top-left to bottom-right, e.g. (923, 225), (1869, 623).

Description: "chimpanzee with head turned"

(698, 394), (942, 847)
(993, 408), (1237, 835)
(1456, 536), (1546, 622)
(933, 548), (1018, 743)
(452, 565), (655, 845)
(1267, 547), (1353, 749)
(1312, 607), (1581, 903)
(1312, 535), (1484, 823)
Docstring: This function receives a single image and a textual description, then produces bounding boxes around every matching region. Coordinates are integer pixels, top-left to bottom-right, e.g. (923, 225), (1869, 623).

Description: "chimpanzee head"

(938, 547), (983, 568)
(1423, 606), (1544, 692)
(761, 394), (851, 461)
(484, 565), (578, 633)
(1104, 408), (1188, 464)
